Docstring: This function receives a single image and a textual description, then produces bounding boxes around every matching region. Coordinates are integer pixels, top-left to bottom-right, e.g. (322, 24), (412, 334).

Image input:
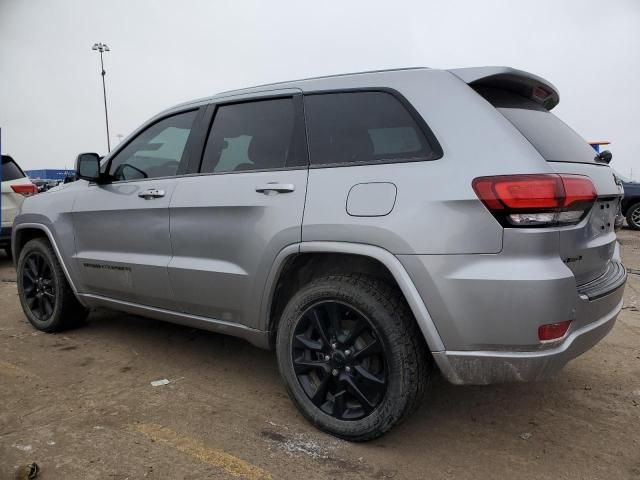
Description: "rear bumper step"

(434, 296), (623, 385)
(577, 261), (626, 300)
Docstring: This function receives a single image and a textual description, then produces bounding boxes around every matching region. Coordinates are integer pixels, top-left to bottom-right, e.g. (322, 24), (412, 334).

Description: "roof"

(161, 66), (560, 115)
(163, 67), (431, 113)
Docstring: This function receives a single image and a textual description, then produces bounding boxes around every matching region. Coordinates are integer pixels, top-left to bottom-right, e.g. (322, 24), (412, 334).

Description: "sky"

(1, 0), (639, 178)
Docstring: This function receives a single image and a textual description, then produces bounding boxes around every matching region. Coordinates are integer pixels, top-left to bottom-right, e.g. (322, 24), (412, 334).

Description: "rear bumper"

(433, 283), (625, 384)
(0, 226), (11, 247)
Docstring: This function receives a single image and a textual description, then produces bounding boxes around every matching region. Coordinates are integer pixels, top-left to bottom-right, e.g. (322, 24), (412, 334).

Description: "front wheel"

(276, 274), (430, 441)
(626, 203), (640, 230)
(17, 238), (88, 332)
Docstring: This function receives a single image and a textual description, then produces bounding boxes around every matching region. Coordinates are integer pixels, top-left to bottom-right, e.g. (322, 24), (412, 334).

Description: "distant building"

(25, 169), (75, 180)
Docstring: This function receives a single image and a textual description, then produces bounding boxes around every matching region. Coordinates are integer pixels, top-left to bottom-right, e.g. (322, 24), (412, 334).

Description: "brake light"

(472, 174), (596, 227)
(11, 184), (39, 196)
(538, 320), (572, 342)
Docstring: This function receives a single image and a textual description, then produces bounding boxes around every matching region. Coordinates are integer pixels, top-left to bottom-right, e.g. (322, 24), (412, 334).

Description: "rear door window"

(1, 155), (26, 181)
(476, 87), (598, 164)
(200, 97), (305, 173)
(304, 91), (440, 166)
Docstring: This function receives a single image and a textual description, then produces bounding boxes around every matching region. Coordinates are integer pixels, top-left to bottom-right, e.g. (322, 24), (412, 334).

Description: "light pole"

(92, 42), (111, 152)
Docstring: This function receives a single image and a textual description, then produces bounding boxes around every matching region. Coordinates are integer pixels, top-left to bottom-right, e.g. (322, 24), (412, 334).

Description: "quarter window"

(304, 91), (436, 166)
(201, 98), (302, 173)
(108, 110), (198, 181)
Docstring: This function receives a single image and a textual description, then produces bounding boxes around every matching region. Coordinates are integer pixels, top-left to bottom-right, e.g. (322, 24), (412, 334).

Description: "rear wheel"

(276, 274), (429, 441)
(17, 238), (88, 332)
(627, 203), (640, 230)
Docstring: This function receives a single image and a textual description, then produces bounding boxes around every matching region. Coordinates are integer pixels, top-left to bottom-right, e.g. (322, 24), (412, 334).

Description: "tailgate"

(467, 80), (624, 287)
(548, 162), (623, 285)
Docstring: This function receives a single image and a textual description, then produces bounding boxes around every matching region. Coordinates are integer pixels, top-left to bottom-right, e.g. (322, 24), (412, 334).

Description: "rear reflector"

(538, 320), (572, 342)
(11, 184), (38, 196)
(472, 174), (597, 227)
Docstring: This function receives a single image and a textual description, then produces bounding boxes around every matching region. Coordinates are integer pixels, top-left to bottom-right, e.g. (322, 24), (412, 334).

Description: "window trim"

(99, 107), (205, 185)
(303, 87), (443, 169)
(193, 93), (309, 176)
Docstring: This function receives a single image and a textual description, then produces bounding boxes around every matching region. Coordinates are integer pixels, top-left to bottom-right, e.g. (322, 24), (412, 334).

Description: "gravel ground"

(1, 230), (639, 479)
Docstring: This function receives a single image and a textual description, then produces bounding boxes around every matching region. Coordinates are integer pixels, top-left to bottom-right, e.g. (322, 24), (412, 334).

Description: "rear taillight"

(11, 184), (38, 196)
(472, 174), (597, 227)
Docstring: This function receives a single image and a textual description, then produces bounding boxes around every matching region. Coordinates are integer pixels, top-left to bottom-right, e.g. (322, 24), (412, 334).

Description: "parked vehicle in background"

(30, 179), (49, 192)
(11, 67), (627, 440)
(1, 155), (37, 256)
(619, 174), (640, 229)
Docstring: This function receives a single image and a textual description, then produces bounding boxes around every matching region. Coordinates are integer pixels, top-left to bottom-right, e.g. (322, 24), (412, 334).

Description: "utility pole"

(92, 42), (111, 152)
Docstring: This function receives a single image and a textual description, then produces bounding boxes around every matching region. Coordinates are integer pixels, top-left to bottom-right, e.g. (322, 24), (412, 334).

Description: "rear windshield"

(1, 155), (26, 181)
(476, 87), (598, 164)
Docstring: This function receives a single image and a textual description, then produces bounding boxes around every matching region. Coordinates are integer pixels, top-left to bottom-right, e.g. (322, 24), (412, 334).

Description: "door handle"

(255, 183), (295, 194)
(138, 188), (166, 199)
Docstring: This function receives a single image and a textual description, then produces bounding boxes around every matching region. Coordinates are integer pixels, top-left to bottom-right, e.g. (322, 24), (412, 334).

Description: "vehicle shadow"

(0, 250), (16, 278)
(80, 306), (607, 450)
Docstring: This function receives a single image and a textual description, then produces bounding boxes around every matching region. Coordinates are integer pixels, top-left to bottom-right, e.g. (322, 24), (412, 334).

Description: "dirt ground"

(0, 231), (639, 480)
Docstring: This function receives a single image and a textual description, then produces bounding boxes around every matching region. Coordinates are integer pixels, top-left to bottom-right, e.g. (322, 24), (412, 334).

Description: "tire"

(626, 203), (640, 230)
(276, 274), (430, 441)
(17, 238), (88, 332)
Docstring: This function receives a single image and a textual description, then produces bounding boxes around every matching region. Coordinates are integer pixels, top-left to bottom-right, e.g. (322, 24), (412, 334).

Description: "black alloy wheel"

(17, 238), (89, 332)
(21, 251), (57, 321)
(291, 300), (387, 421)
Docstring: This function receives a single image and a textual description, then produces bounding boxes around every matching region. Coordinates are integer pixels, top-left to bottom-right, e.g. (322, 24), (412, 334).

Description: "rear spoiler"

(449, 67), (560, 110)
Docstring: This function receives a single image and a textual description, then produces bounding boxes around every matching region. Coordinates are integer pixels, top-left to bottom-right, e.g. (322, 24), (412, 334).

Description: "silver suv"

(12, 67), (627, 441)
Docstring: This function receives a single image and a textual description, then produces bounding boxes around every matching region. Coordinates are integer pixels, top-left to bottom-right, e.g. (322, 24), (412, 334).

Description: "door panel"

(167, 93), (308, 328)
(168, 170), (307, 326)
(72, 179), (177, 308)
(71, 108), (202, 308)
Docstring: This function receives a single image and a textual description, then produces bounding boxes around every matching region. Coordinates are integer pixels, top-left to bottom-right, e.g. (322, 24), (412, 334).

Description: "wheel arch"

(262, 242), (445, 353)
(12, 223), (85, 305)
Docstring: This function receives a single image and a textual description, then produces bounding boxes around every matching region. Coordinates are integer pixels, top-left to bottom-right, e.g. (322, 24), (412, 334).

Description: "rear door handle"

(255, 183), (295, 194)
(138, 188), (165, 199)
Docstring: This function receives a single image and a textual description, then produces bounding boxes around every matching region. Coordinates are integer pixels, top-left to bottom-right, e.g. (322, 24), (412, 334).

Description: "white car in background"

(1, 155), (37, 256)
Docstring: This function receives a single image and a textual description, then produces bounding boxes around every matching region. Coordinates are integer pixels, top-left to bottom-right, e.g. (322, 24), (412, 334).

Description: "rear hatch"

(461, 73), (623, 287)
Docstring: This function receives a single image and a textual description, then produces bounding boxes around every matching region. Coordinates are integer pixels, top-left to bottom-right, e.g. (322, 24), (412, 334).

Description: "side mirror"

(598, 150), (612, 164)
(75, 153), (103, 182)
